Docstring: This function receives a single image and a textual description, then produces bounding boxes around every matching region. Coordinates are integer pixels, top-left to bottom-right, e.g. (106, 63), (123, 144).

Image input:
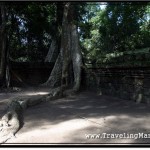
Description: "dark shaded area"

(9, 61), (54, 86)
(25, 92), (150, 123)
(85, 66), (150, 104)
(0, 2), (149, 144)
(16, 91), (150, 143)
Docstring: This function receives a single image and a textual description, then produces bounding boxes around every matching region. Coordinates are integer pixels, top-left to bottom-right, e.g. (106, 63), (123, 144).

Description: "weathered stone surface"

(143, 79), (150, 88)
(143, 95), (150, 104)
(144, 88), (150, 96)
(85, 67), (150, 104)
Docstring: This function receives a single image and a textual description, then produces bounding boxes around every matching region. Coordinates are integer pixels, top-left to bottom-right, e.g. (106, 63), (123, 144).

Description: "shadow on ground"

(1, 88), (150, 144)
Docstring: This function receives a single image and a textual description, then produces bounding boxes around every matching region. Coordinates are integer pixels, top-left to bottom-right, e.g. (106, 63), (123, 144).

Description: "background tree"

(0, 3), (7, 86)
(7, 2), (55, 62)
(1, 2), (149, 86)
(0, 2), (150, 143)
(81, 2), (150, 65)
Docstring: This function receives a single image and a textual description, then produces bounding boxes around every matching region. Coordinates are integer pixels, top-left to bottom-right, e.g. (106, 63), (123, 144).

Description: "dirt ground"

(0, 87), (150, 145)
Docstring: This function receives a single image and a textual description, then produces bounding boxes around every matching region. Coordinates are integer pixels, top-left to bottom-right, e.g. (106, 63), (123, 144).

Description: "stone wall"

(85, 67), (150, 104)
(10, 62), (54, 86)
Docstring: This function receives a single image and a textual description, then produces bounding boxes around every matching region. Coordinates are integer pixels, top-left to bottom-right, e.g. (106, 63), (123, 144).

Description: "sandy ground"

(0, 87), (150, 145)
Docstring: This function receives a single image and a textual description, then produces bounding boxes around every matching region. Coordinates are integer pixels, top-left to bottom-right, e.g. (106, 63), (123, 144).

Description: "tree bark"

(43, 3), (64, 87)
(45, 39), (58, 63)
(45, 3), (64, 64)
(0, 3), (7, 86)
(43, 53), (62, 87)
(70, 23), (82, 91)
(61, 3), (82, 92)
(43, 2), (82, 93)
(61, 3), (72, 89)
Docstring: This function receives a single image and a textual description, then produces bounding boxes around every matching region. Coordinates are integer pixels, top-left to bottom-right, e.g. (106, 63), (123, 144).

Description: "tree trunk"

(45, 3), (64, 64)
(43, 2), (82, 93)
(61, 3), (72, 89)
(43, 3), (64, 87)
(43, 53), (62, 87)
(5, 64), (11, 88)
(61, 3), (82, 92)
(70, 23), (82, 91)
(0, 3), (7, 87)
(45, 39), (58, 63)
(0, 2), (83, 143)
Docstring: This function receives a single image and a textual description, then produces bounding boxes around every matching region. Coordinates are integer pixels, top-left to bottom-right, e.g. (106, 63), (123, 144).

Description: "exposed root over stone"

(0, 87), (63, 144)
(0, 100), (23, 143)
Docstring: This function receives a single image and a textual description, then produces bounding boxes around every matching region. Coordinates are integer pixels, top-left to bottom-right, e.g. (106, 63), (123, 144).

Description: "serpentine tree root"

(0, 87), (62, 144)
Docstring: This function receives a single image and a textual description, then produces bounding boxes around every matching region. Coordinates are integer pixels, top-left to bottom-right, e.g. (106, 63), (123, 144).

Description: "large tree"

(0, 2), (83, 143)
(81, 2), (149, 65)
(43, 2), (82, 94)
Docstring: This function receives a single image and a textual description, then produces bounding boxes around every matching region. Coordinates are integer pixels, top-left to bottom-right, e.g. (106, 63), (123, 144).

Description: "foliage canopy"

(3, 2), (150, 66)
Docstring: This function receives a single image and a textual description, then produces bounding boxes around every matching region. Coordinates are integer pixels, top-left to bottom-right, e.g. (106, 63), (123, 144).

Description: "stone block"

(131, 91), (144, 103)
(143, 96), (150, 105)
(143, 79), (150, 88)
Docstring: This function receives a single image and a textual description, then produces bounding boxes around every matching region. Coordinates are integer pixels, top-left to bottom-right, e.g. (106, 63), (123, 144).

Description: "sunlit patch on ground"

(0, 89), (150, 144)
(26, 92), (49, 96)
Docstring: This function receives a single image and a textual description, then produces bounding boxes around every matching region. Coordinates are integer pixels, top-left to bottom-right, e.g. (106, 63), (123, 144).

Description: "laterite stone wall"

(85, 67), (150, 104)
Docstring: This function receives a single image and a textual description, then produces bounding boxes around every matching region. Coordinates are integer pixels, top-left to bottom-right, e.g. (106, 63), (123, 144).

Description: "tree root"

(0, 87), (63, 144)
(0, 86), (77, 144)
(0, 100), (23, 144)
